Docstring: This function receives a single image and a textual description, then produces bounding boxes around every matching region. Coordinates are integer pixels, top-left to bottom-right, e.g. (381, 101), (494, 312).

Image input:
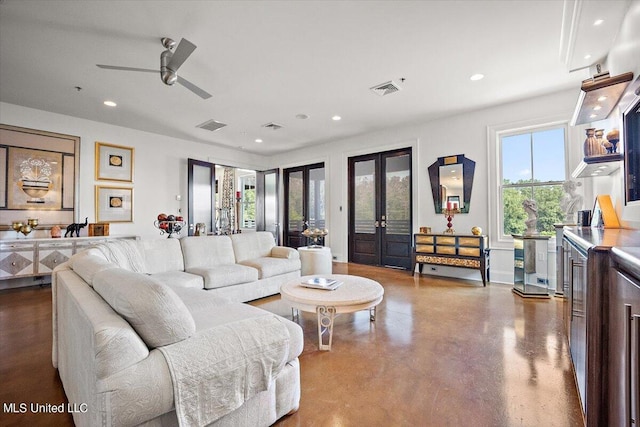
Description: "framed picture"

(0, 124), (79, 229)
(95, 186), (133, 222)
(95, 142), (134, 182)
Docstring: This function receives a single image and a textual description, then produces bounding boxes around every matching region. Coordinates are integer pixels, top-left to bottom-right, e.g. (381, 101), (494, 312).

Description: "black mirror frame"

(428, 154), (476, 214)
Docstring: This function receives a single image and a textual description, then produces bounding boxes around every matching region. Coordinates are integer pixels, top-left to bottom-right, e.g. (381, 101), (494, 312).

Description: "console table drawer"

(416, 244), (434, 253)
(435, 236), (456, 246)
(436, 246), (456, 255)
(459, 247), (481, 257)
(458, 237), (481, 247)
(415, 235), (434, 244)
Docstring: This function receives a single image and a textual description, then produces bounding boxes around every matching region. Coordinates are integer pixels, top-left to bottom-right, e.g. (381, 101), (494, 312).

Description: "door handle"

(380, 220), (386, 228)
(374, 221), (379, 228)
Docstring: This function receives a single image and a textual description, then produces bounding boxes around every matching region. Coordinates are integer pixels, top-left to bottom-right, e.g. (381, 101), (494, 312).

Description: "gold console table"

(412, 233), (489, 286)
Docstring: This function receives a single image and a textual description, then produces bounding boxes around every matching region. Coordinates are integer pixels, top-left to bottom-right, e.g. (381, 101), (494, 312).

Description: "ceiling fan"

(97, 37), (212, 99)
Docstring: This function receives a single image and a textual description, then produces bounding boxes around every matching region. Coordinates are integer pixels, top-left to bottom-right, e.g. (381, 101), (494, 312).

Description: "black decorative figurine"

(65, 217), (88, 237)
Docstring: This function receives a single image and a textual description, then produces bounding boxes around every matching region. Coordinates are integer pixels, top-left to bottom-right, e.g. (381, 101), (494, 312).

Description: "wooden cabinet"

(608, 248), (640, 427)
(559, 228), (640, 427)
(0, 236), (137, 282)
(412, 233), (489, 285)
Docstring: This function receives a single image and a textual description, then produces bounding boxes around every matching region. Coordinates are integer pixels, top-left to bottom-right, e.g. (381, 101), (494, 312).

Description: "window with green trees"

(500, 126), (566, 236)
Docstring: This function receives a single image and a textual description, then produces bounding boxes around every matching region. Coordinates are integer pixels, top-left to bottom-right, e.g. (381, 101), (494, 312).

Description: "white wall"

(0, 102), (268, 241)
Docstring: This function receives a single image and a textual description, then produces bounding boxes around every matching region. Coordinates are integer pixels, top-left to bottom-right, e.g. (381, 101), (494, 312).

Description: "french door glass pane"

(288, 171), (304, 232)
(354, 159), (376, 234)
(308, 167), (325, 229)
(385, 154), (411, 235)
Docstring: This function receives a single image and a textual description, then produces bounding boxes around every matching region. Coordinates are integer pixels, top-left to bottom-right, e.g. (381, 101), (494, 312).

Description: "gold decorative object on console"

(11, 218), (39, 237)
(471, 226), (482, 236)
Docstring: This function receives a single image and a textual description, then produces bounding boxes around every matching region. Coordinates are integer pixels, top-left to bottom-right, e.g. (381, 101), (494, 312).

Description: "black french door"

(283, 163), (325, 248)
(348, 148), (412, 269)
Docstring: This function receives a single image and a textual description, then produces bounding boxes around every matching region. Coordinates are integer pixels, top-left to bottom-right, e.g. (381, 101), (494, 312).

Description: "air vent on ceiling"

(196, 119), (227, 132)
(262, 122), (284, 130)
(370, 80), (401, 96)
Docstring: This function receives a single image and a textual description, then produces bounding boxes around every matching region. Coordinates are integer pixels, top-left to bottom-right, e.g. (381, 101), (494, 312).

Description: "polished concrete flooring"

(0, 263), (584, 426)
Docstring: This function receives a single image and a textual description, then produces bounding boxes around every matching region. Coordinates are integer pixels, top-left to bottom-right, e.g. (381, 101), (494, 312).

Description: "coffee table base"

(292, 305), (378, 351)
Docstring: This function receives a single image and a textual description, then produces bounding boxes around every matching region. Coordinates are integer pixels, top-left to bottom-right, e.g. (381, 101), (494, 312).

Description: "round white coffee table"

(280, 274), (384, 351)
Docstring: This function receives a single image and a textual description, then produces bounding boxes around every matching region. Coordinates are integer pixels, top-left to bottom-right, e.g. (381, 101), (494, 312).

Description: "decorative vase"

(471, 226), (482, 236)
(583, 128), (602, 157)
(595, 129), (609, 154)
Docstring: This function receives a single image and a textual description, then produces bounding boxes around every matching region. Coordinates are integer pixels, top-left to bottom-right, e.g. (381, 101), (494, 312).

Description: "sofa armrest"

(271, 246), (299, 260)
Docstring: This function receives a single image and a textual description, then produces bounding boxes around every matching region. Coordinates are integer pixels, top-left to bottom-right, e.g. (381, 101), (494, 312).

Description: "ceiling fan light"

(161, 71), (177, 86)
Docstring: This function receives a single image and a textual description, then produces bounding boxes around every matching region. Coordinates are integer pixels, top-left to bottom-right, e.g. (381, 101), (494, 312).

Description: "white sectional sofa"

(51, 232), (303, 426)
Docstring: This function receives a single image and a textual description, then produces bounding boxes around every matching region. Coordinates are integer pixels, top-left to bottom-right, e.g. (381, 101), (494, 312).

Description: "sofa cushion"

(150, 271), (204, 289)
(140, 238), (185, 274)
(92, 268), (196, 348)
(187, 264), (259, 289)
(231, 232), (276, 263)
(180, 236), (236, 269)
(69, 252), (119, 287)
(239, 257), (301, 279)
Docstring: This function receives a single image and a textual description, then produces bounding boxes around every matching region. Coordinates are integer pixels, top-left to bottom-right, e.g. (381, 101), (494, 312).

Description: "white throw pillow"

(69, 252), (118, 287)
(93, 268), (196, 348)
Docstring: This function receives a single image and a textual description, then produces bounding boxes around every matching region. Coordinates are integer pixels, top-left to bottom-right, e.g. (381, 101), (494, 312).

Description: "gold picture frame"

(95, 185), (133, 223)
(95, 142), (134, 182)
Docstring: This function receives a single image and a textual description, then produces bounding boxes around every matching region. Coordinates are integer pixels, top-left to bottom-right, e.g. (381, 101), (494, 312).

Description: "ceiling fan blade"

(177, 75), (212, 99)
(167, 38), (196, 72)
(97, 64), (157, 73)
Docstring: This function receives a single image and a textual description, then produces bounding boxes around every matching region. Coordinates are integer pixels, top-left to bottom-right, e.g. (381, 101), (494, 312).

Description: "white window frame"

(487, 117), (569, 249)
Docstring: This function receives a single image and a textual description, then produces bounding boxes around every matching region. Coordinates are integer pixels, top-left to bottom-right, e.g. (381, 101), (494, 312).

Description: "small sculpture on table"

(560, 180), (583, 224)
(522, 199), (538, 235)
(65, 217), (88, 237)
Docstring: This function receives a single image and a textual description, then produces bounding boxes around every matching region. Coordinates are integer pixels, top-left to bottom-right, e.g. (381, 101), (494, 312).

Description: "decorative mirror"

(428, 154), (476, 214)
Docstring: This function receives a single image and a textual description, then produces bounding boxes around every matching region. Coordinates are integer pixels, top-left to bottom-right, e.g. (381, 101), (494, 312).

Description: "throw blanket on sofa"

(92, 240), (146, 273)
(158, 316), (290, 427)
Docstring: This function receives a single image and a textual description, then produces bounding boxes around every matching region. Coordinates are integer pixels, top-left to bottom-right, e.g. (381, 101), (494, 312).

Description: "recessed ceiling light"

(593, 19), (604, 26)
(597, 95), (607, 102)
(584, 54), (592, 60)
(103, 100), (117, 107)
(591, 172), (600, 176)
(590, 114), (598, 118)
(295, 114), (309, 120)
(470, 74), (484, 81)
(332, 115), (341, 121)
(593, 105), (602, 111)
(255, 139), (263, 143)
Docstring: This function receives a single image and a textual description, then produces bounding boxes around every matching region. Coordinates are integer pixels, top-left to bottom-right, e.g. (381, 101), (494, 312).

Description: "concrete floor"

(0, 262), (584, 426)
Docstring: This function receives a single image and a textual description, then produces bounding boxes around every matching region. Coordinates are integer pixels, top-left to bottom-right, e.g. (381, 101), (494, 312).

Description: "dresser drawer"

(435, 236), (456, 246)
(416, 244), (434, 253)
(436, 246), (456, 255)
(458, 237), (480, 247)
(415, 235), (434, 244)
(459, 247), (481, 257)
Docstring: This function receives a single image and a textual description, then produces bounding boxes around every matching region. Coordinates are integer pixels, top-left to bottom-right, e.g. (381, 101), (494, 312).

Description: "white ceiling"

(0, 0), (631, 155)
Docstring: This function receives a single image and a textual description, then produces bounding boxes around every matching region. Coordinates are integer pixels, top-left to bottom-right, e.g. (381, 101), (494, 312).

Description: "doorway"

(283, 163), (325, 248)
(348, 148), (412, 269)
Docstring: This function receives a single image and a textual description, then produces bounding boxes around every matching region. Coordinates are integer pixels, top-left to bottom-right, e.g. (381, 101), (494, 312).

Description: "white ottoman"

(297, 246), (332, 275)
